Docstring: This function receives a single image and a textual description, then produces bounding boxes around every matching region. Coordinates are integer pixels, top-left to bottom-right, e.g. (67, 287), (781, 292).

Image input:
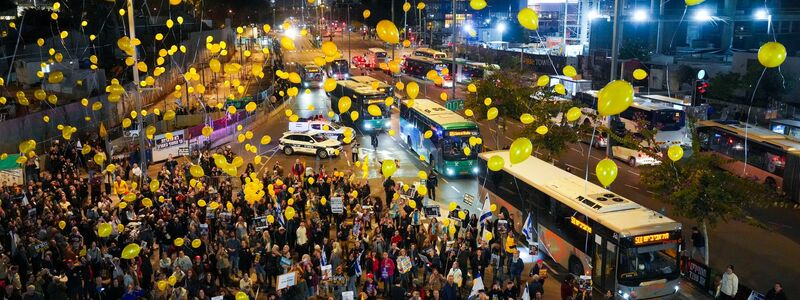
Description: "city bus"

(400, 99), (481, 176)
(326, 59), (350, 80)
(349, 76), (394, 96)
(575, 91), (690, 148)
(477, 150), (683, 299)
(301, 65), (324, 88)
(769, 119), (800, 140)
(367, 48), (388, 69)
(413, 47), (447, 59)
(696, 120), (800, 202)
(403, 56), (452, 87)
(439, 58), (499, 84)
(327, 80), (391, 131)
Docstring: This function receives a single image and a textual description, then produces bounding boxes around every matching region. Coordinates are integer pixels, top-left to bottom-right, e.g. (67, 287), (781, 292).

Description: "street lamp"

(692, 8), (712, 22)
(496, 22), (506, 42)
(754, 8), (772, 33)
(632, 9), (648, 22)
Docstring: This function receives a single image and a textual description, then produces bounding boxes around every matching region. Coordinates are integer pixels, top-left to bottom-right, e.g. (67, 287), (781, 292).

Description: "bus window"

(618, 243), (679, 282)
(653, 110), (685, 131)
(440, 135), (479, 161)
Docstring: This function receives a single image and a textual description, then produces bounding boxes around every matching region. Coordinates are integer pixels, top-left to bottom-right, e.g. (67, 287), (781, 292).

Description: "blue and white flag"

(274, 198), (286, 227)
(353, 252), (363, 276)
(522, 283), (530, 300)
(522, 212), (535, 246)
(321, 245), (328, 266)
(479, 194), (492, 224)
(468, 273), (485, 300)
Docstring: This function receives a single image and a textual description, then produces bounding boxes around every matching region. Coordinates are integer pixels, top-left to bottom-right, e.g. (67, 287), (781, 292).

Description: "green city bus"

(327, 80), (391, 132)
(399, 98), (482, 176)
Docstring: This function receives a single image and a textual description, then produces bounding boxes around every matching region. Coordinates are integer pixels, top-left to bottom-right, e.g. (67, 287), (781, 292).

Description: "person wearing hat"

(362, 273), (379, 300)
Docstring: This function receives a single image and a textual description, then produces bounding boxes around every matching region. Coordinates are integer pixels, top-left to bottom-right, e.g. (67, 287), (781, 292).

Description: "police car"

(279, 131), (343, 159)
(288, 120), (354, 143)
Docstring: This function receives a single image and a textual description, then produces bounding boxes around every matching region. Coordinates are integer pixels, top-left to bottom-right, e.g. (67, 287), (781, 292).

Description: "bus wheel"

(765, 177), (777, 190)
(628, 157), (637, 167)
(317, 149), (329, 159)
(283, 147), (294, 155)
(569, 256), (584, 276)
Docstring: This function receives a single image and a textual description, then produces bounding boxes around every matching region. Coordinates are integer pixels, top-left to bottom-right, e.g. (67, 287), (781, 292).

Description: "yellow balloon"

(58, 220), (66, 229)
(537, 75), (549, 87)
(403, 2), (412, 12)
(121, 243), (141, 259)
(449, 202), (457, 211)
(424, 130), (433, 139)
(517, 8), (540, 30)
(509, 137), (533, 164)
(338, 96), (352, 113)
(598, 80), (634, 116)
(554, 84), (566, 95)
(668, 145), (684, 162)
(596, 158), (618, 187)
(408, 199), (417, 209)
(488, 155), (504, 171)
(467, 83), (477, 93)
(566, 107), (582, 122)
(280, 36), (296, 50)
(535, 125), (548, 135)
(192, 239), (202, 248)
(368, 104), (382, 116)
(417, 2), (426, 10)
(758, 42), (787, 68)
(418, 170), (428, 180)
(406, 82), (419, 99)
(362, 9), (371, 19)
(323, 78), (337, 92)
(562, 65), (577, 77)
(484, 97), (492, 106)
(417, 185), (428, 196)
(236, 291), (249, 300)
(487, 107), (498, 120)
(174, 238), (185, 247)
(483, 231), (493, 241)
(142, 198), (153, 208)
(490, 204), (497, 212)
(202, 125), (213, 137)
(98, 223), (112, 237)
(465, 109), (474, 117)
(376, 20), (400, 44)
(350, 111), (359, 121)
(149, 179), (160, 192)
(458, 211), (466, 219)
(520, 113), (534, 124)
(381, 159), (397, 177)
(684, 0), (705, 6)
(470, 0), (487, 10)
(633, 69), (648, 80)
(403, 40), (412, 47)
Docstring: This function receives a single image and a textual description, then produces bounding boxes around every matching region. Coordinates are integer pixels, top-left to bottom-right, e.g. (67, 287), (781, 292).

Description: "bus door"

(592, 236), (618, 297)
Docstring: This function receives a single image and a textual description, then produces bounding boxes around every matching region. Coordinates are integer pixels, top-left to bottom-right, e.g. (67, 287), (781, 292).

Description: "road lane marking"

(451, 186), (460, 193)
(624, 184), (640, 190)
(627, 170), (640, 176)
(564, 163), (582, 171)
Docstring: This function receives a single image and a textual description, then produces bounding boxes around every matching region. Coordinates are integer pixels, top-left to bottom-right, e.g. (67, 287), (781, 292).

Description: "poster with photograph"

(277, 272), (296, 290)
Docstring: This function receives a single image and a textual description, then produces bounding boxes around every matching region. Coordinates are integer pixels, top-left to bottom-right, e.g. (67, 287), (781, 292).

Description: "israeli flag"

(274, 198), (286, 226)
(353, 252), (363, 276)
(468, 274), (485, 300)
(522, 283), (530, 300)
(321, 245), (328, 266)
(479, 194), (492, 224)
(522, 213), (535, 246)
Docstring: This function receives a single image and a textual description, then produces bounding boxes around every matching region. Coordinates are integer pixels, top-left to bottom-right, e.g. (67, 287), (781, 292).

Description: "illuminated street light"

(588, 10), (601, 20)
(285, 27), (299, 39)
(693, 9), (712, 22)
(496, 22), (507, 33)
(754, 8), (769, 20)
(632, 9), (648, 22)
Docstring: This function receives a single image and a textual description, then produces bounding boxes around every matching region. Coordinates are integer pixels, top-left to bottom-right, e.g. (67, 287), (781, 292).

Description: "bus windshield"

(441, 136), (480, 161)
(363, 98), (390, 118)
(652, 110), (685, 131)
(374, 52), (387, 58)
(618, 243), (679, 282)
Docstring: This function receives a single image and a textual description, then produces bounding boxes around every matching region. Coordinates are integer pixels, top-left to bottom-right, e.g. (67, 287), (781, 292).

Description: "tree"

(707, 72), (742, 101)
(465, 71), (584, 159)
(640, 120), (780, 264)
(619, 38), (652, 61)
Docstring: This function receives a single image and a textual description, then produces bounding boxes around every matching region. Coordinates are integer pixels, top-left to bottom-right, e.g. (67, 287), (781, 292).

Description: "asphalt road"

(226, 34), (800, 296)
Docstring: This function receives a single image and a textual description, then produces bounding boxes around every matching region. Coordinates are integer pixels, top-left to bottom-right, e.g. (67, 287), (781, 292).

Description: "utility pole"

(126, 0), (148, 178)
(607, 0), (622, 156)
(451, 0), (456, 99)
(347, 3), (351, 63)
(392, 0), (396, 61)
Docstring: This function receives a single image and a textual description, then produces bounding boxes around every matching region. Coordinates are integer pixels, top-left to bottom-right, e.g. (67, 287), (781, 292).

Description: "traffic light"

(692, 79), (708, 106)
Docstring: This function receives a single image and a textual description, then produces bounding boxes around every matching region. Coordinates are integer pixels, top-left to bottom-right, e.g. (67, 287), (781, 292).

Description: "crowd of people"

(0, 130), (558, 300)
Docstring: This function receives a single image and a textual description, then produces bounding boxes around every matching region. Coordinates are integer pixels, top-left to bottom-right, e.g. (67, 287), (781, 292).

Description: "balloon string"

(584, 124), (597, 195)
(668, 6), (688, 51)
(743, 67), (766, 176)
(534, 30), (559, 75)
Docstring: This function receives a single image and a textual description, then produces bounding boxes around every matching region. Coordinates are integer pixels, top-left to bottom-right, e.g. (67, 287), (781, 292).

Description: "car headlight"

(384, 122), (391, 128)
(364, 123), (373, 130)
(446, 168), (454, 176)
(674, 285), (680, 292)
(623, 293), (630, 299)
(472, 167), (479, 174)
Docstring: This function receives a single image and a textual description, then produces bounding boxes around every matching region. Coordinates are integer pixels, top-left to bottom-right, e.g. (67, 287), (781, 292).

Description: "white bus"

(367, 48), (388, 69)
(348, 76), (394, 96)
(413, 47), (447, 59)
(575, 91), (690, 148)
(477, 150), (682, 299)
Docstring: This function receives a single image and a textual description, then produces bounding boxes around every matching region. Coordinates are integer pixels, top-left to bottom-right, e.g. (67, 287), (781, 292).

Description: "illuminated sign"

(570, 216), (592, 233)
(367, 99), (384, 104)
(634, 232), (671, 245)
(448, 130), (479, 137)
